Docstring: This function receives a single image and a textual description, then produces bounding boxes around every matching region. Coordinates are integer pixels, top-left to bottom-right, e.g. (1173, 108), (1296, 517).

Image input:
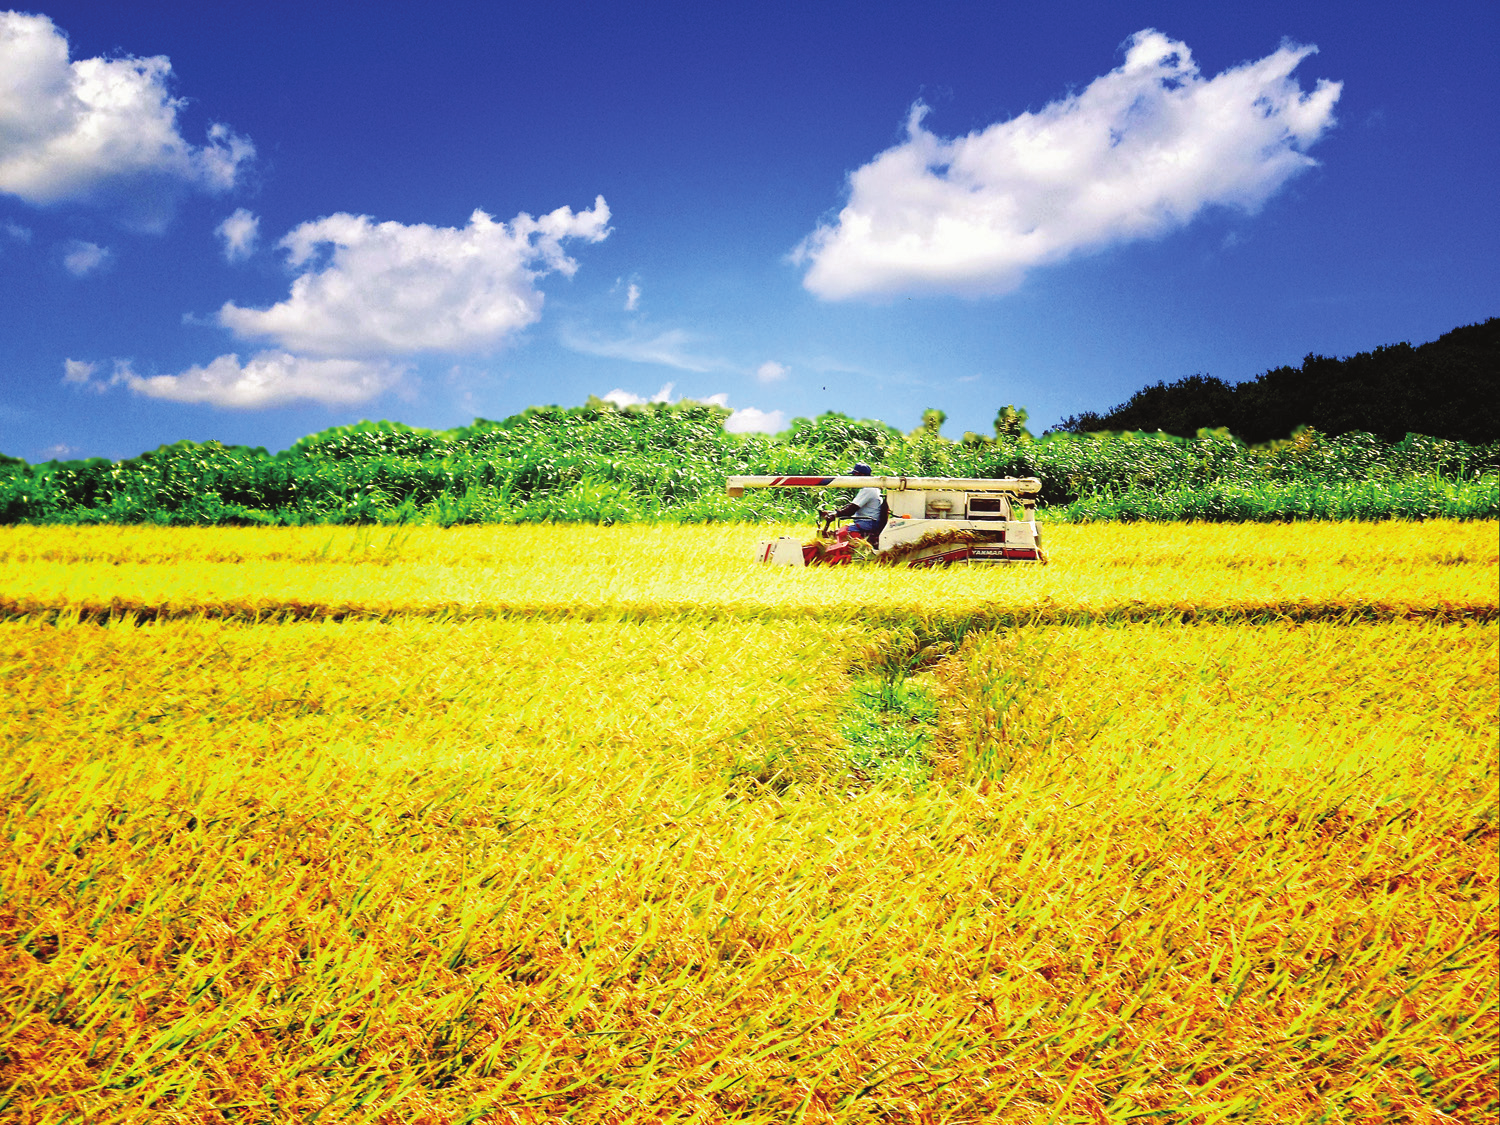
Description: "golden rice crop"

(0, 521), (1494, 625)
(1, 522), (1495, 1123)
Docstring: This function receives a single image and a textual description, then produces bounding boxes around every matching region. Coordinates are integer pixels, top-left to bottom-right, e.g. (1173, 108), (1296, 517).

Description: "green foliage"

(840, 672), (939, 787)
(915, 407), (947, 437)
(993, 403), (1030, 440)
(2, 399), (1497, 526)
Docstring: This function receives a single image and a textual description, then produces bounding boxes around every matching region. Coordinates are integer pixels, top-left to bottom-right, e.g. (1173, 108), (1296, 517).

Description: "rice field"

(2, 521), (1496, 1123)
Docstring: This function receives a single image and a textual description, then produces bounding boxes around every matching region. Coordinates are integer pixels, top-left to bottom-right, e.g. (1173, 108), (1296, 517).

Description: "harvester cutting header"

(728, 468), (1045, 567)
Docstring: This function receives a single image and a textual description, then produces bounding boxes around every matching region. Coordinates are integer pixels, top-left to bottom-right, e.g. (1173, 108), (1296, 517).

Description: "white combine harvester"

(726, 474), (1045, 567)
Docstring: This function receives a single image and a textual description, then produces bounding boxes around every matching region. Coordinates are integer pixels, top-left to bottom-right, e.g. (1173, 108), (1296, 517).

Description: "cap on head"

(851, 463), (872, 476)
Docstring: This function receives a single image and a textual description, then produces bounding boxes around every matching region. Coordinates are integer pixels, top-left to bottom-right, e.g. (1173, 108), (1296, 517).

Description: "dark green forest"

(1054, 318), (1499, 444)
(2, 398), (1496, 525)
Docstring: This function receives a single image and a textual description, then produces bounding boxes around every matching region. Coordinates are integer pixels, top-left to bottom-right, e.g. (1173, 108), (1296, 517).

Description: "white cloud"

(61, 238), (110, 276)
(61, 356), (134, 393)
(725, 407), (787, 433)
(796, 30), (1341, 299)
(624, 282), (641, 311)
(61, 357), (98, 385)
(3, 219), (30, 241)
(565, 325), (786, 384)
(39, 442), (78, 459)
(61, 197), (607, 413)
(756, 360), (788, 383)
(602, 382), (676, 407)
(563, 326), (722, 373)
(118, 351), (404, 409)
(598, 383), (784, 433)
(219, 198), (610, 356)
(216, 207), (258, 261)
(0, 11), (253, 224)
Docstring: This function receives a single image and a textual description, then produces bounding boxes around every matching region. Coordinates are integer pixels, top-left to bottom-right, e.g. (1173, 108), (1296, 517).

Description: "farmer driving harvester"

(818, 463), (887, 541)
(731, 470), (1044, 566)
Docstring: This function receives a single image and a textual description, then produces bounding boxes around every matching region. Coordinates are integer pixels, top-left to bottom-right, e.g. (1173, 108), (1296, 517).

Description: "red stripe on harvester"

(773, 476), (835, 486)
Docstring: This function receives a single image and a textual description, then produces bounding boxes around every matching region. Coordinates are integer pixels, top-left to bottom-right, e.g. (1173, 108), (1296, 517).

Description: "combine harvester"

(727, 474), (1045, 567)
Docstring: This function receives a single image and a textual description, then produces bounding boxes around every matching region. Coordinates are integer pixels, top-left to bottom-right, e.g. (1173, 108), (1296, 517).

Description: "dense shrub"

(2, 404), (1497, 526)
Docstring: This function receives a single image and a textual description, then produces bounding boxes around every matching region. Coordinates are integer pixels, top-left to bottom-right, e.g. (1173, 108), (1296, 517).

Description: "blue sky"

(1, 0), (1495, 461)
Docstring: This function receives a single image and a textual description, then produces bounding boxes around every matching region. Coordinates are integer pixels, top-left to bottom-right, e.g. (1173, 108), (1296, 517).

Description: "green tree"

(993, 404), (1031, 440)
(916, 408), (947, 437)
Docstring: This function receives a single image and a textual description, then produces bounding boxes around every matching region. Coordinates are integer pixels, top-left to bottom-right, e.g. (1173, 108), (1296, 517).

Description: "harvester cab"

(726, 475), (1045, 567)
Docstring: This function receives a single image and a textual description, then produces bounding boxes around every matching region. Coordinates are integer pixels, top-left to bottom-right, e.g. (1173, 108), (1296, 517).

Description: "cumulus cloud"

(65, 197), (607, 411)
(62, 351), (401, 407)
(796, 30), (1341, 299)
(118, 351), (404, 409)
(0, 11), (253, 224)
(563, 326), (722, 373)
(624, 282), (641, 311)
(219, 198), (610, 356)
(3, 218), (30, 241)
(216, 207), (258, 261)
(724, 406), (787, 433)
(61, 238), (110, 276)
(598, 383), (784, 433)
(756, 360), (788, 383)
(602, 382), (676, 407)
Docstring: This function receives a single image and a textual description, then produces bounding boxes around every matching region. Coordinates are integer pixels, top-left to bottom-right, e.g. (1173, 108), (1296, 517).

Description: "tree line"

(1053, 318), (1498, 444)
